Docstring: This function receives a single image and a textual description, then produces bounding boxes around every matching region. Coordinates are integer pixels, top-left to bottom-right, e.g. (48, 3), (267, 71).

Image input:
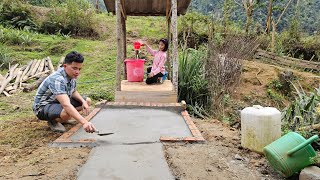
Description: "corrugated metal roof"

(103, 0), (191, 16)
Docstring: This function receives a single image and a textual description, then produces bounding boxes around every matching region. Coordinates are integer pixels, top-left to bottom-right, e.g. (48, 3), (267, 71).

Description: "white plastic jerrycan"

(241, 105), (281, 153)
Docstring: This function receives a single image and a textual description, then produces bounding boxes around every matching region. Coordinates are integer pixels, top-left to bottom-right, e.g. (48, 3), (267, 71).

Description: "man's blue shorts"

(36, 97), (86, 122)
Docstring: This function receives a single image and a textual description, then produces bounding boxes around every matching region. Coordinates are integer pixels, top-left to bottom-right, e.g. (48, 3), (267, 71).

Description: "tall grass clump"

(178, 48), (209, 118)
(0, 43), (12, 69)
(282, 83), (320, 136)
(40, 0), (99, 37)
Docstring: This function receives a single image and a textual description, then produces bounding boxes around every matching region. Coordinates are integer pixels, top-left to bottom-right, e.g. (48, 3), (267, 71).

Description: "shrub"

(0, 0), (38, 31)
(205, 34), (260, 116)
(40, 0), (99, 37)
(0, 26), (35, 46)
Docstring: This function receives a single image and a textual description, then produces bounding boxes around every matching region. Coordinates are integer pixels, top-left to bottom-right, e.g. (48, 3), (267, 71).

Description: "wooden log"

(298, 124), (320, 131)
(23, 74), (48, 92)
(47, 57), (55, 73)
(21, 60), (33, 82)
(30, 60), (41, 76)
(0, 64), (18, 95)
(0, 74), (4, 84)
(35, 59), (46, 76)
(44, 58), (49, 71)
(57, 57), (64, 69)
(256, 49), (320, 66)
(255, 51), (320, 70)
(5, 85), (14, 92)
(25, 60), (37, 78)
(3, 91), (11, 97)
(13, 70), (23, 90)
(9, 90), (18, 94)
(20, 83), (29, 88)
(22, 70), (50, 82)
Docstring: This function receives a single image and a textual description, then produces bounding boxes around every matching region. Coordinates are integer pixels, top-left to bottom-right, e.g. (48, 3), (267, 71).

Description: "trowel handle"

(287, 135), (319, 156)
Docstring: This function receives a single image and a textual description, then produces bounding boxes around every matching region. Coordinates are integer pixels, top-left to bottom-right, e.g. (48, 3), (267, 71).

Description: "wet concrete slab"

(70, 108), (192, 144)
(73, 108), (192, 179)
(77, 143), (174, 180)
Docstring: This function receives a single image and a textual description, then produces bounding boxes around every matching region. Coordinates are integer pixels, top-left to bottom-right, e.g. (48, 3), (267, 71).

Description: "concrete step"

(115, 91), (177, 103)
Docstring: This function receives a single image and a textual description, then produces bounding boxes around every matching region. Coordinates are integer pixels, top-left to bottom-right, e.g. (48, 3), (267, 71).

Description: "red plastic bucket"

(133, 42), (141, 50)
(124, 59), (146, 82)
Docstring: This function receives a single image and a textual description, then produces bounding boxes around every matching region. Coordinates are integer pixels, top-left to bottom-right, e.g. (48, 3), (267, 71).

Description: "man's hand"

(83, 122), (96, 133)
(82, 100), (90, 116)
(148, 72), (154, 78)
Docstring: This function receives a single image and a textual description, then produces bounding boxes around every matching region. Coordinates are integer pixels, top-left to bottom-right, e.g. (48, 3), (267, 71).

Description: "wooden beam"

(171, 0), (178, 93)
(116, 0), (123, 91)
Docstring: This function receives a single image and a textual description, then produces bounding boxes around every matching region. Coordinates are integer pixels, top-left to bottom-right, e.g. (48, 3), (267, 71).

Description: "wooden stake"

(13, 70), (23, 90)
(47, 57), (55, 73)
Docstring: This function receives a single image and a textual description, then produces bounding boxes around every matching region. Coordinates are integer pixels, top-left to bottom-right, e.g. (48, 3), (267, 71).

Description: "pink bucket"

(124, 59), (146, 82)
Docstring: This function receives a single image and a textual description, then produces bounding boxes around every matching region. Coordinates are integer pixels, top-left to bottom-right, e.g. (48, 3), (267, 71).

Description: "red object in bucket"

(124, 59), (146, 82)
(133, 42), (141, 50)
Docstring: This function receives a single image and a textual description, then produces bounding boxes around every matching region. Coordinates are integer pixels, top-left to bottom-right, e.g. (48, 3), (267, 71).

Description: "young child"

(140, 38), (168, 84)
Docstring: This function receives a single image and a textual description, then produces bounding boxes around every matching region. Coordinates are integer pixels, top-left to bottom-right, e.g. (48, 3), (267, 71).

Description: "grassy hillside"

(0, 13), (167, 121)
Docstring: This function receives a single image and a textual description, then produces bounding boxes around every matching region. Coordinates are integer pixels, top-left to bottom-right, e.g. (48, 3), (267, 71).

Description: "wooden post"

(116, 0), (124, 91)
(166, 18), (172, 80)
(171, 0), (178, 92)
(122, 7), (127, 80)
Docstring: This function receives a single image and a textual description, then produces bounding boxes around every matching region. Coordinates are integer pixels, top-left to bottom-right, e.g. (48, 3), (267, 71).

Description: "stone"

(234, 154), (244, 161)
(299, 166), (320, 180)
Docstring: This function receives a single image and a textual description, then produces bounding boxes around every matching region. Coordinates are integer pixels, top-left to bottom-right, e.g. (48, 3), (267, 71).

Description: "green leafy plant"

(0, 0), (38, 31)
(178, 48), (209, 118)
(40, 0), (99, 37)
(282, 83), (320, 133)
(0, 43), (12, 69)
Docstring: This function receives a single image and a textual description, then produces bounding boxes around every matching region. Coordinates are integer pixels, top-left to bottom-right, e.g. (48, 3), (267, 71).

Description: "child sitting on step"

(140, 38), (168, 84)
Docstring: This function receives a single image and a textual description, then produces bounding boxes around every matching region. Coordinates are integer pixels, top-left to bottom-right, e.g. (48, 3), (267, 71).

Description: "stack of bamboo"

(0, 57), (55, 96)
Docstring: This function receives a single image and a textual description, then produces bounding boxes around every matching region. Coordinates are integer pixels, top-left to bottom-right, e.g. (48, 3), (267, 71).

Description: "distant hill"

(189, 0), (320, 34)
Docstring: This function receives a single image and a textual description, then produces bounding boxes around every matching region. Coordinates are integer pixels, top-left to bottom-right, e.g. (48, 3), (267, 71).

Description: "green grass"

(0, 14), (172, 121)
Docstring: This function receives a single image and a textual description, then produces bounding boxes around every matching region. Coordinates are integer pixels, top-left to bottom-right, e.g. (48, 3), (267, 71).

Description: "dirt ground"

(0, 60), (319, 179)
(164, 119), (284, 180)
